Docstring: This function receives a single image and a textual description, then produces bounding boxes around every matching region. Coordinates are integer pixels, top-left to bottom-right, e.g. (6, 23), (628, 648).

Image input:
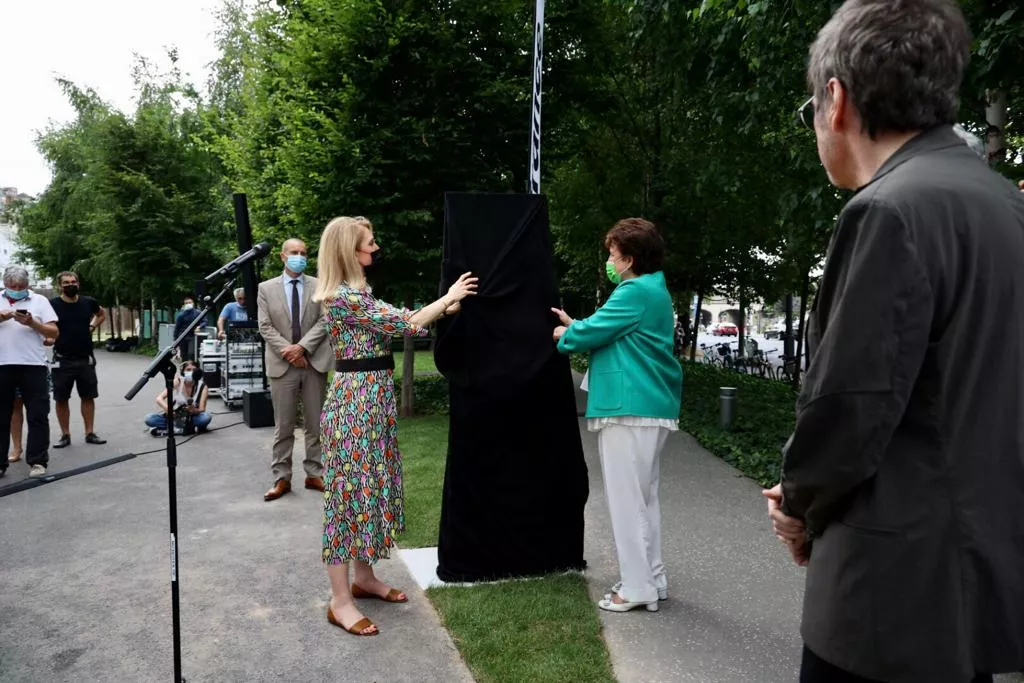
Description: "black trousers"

(801, 646), (993, 683)
(0, 364), (51, 468)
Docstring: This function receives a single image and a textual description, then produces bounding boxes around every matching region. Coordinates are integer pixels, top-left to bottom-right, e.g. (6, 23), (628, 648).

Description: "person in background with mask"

(173, 295), (203, 362)
(49, 271), (106, 448)
(143, 360), (212, 436)
(1, 265), (60, 478)
(552, 218), (683, 614)
(257, 237), (333, 502)
(217, 287), (249, 340)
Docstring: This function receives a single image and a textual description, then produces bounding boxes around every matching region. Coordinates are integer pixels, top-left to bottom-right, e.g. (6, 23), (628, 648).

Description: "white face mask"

(183, 303), (194, 310)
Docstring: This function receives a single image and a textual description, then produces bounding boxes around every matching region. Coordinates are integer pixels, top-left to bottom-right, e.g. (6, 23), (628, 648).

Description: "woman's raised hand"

(551, 308), (574, 326)
(447, 272), (479, 303)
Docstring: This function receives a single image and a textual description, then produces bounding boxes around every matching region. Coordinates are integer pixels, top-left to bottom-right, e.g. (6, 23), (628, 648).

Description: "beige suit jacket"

(257, 273), (332, 378)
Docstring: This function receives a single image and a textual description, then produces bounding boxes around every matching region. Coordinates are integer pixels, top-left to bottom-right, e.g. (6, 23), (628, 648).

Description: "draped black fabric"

(434, 192), (588, 582)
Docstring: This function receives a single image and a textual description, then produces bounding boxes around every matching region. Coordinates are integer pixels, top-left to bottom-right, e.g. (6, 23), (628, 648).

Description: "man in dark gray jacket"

(763, 1), (1024, 681)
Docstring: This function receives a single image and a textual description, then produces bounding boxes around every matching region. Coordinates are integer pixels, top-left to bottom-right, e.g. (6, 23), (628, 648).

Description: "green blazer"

(557, 271), (682, 420)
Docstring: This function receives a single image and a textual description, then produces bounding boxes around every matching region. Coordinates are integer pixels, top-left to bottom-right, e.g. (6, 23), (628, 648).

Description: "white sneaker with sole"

(29, 464), (47, 477)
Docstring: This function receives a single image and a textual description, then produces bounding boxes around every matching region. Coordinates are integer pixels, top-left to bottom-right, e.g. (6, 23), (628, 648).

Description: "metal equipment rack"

(198, 334), (225, 397)
(221, 321), (265, 409)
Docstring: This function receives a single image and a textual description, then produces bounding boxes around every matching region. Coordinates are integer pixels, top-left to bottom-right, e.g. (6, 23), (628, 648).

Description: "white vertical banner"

(528, 0), (546, 194)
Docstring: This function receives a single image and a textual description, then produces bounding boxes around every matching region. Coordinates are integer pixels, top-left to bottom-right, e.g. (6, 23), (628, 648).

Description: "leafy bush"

(680, 362), (797, 487)
(569, 354), (589, 374)
(396, 374), (450, 416)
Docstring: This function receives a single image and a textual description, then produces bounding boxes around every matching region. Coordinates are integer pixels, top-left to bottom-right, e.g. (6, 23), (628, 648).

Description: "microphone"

(204, 242), (271, 284)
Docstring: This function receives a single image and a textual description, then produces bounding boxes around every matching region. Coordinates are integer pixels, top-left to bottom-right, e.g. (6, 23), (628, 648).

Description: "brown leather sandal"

(327, 606), (379, 636)
(351, 583), (409, 603)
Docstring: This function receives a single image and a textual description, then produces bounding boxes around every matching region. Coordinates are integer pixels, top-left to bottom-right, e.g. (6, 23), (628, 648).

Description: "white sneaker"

(29, 464), (47, 477)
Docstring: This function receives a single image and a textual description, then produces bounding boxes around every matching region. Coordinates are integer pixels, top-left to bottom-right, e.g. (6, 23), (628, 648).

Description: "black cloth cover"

(434, 192), (588, 582)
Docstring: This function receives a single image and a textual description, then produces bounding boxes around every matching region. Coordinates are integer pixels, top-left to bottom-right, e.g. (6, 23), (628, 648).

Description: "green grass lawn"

(394, 349), (438, 376)
(398, 415), (448, 548)
(399, 416), (616, 683)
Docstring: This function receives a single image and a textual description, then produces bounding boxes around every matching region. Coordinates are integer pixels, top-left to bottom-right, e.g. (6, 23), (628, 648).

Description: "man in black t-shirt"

(49, 271), (107, 448)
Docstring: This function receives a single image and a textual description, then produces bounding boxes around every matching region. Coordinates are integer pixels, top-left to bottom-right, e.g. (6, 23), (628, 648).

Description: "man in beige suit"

(257, 238), (333, 501)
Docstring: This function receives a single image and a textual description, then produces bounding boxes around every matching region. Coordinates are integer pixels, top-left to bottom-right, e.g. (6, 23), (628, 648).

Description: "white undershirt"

(580, 370), (679, 433)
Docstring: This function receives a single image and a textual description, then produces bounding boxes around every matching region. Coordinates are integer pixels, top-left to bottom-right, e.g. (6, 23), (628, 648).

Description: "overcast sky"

(1, 0), (223, 197)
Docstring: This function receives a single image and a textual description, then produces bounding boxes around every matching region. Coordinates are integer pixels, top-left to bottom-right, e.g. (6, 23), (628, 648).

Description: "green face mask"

(606, 260), (624, 285)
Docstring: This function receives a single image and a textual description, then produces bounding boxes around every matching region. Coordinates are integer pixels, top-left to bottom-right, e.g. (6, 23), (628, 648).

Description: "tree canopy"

(15, 0), (1023, 317)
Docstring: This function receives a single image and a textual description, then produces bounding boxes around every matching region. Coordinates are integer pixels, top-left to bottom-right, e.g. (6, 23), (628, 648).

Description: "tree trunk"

(150, 298), (158, 343)
(798, 267), (811, 375)
(985, 89), (1008, 166)
(738, 288), (747, 362)
(689, 290), (704, 361)
(400, 293), (416, 418)
(784, 294), (795, 360)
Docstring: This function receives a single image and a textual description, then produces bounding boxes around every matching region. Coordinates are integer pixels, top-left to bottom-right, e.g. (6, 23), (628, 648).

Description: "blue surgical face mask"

(286, 255), (307, 273)
(5, 288), (28, 301)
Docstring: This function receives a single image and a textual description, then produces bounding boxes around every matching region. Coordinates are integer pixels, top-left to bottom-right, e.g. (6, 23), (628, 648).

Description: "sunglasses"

(798, 96), (815, 130)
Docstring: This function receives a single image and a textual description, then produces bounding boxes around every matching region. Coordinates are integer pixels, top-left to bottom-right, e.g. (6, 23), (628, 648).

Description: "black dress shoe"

(85, 433), (107, 445)
(53, 435), (71, 449)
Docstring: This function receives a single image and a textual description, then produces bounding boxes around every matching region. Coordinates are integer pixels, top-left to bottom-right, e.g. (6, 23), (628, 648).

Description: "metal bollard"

(720, 387), (737, 429)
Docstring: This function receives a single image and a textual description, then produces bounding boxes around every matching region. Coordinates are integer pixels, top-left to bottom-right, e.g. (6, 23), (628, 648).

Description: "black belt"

(335, 356), (395, 373)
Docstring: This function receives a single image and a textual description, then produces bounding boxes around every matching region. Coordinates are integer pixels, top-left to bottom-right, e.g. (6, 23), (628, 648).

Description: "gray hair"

(2, 265), (29, 288)
(234, 287), (245, 299)
(807, 0), (971, 139)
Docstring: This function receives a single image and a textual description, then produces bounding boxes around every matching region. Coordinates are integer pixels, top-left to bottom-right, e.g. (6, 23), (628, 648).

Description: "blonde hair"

(312, 216), (373, 303)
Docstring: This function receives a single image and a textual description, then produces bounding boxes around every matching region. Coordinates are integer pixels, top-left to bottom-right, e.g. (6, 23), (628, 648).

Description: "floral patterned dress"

(320, 285), (429, 565)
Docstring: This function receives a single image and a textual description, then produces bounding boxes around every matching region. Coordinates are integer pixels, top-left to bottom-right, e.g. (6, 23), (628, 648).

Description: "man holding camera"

(50, 271), (106, 448)
(0, 265), (59, 478)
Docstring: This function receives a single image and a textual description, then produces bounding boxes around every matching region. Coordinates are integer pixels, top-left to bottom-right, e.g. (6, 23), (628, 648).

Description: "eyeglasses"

(797, 96), (815, 130)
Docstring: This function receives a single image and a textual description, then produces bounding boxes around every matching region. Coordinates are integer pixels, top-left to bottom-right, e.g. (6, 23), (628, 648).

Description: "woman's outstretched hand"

(551, 308), (574, 326)
(447, 272), (478, 304)
(551, 308), (574, 342)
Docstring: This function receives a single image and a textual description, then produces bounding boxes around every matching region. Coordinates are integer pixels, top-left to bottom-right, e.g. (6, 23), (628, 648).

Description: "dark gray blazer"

(781, 125), (1024, 682)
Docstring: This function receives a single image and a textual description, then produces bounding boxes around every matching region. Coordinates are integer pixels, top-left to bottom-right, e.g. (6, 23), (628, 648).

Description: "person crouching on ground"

(553, 217), (683, 613)
(144, 361), (212, 436)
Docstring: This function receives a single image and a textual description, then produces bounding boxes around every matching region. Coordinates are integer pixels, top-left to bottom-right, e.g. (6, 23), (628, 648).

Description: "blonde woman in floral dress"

(312, 216), (477, 636)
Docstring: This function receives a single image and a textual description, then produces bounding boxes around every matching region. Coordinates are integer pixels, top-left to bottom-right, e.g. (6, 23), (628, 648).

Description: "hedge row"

(395, 374), (450, 416)
(325, 362), (796, 487)
(678, 362), (797, 487)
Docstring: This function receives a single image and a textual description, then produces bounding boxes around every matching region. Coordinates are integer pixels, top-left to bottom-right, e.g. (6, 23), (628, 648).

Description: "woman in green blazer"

(553, 218), (682, 613)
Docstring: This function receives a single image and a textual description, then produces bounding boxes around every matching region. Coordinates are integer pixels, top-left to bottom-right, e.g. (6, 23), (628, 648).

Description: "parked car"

(765, 320), (803, 341)
(711, 321), (738, 337)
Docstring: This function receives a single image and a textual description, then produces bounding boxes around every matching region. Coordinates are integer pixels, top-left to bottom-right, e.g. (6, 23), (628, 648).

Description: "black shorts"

(52, 359), (99, 401)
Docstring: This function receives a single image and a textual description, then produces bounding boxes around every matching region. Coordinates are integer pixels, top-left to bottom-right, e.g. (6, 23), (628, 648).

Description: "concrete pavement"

(0, 351), (473, 682)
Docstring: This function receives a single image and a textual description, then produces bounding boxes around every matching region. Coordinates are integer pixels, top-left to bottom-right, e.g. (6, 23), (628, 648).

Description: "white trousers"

(598, 424), (670, 603)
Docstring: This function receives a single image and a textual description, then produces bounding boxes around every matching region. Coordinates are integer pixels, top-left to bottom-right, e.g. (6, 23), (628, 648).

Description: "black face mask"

(363, 249), (382, 267)
(63, 285), (79, 297)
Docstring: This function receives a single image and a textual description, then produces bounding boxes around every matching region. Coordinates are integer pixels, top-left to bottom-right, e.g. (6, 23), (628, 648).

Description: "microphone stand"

(124, 278), (237, 683)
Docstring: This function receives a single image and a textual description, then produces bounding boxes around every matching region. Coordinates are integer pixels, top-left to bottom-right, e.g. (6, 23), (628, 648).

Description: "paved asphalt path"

(0, 350), (472, 683)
